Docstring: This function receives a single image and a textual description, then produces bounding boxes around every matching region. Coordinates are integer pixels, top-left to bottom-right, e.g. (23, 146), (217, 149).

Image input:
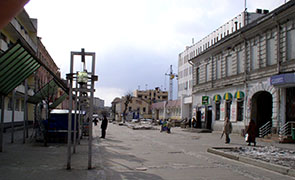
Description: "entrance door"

(206, 107), (212, 129)
(196, 110), (201, 128)
(251, 91), (272, 136)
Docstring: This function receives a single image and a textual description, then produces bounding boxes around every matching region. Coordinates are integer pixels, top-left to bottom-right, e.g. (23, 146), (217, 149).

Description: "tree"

(122, 92), (133, 123)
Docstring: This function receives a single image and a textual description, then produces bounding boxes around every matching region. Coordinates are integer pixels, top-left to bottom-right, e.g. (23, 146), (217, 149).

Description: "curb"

(207, 147), (295, 178)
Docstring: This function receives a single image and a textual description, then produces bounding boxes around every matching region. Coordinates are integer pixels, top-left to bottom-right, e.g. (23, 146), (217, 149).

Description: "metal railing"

(259, 121), (272, 137)
(279, 121), (295, 137)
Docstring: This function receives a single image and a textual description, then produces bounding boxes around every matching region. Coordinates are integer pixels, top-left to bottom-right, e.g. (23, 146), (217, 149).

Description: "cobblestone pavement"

(0, 123), (294, 180)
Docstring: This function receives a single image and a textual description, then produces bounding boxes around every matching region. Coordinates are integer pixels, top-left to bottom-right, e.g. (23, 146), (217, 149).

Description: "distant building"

(111, 96), (150, 121)
(151, 99), (181, 121)
(134, 87), (168, 104)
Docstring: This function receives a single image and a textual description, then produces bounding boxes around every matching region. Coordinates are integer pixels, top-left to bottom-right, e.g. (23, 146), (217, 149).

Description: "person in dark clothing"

(223, 117), (232, 144)
(101, 115), (108, 138)
(246, 120), (256, 146)
(93, 118), (98, 126)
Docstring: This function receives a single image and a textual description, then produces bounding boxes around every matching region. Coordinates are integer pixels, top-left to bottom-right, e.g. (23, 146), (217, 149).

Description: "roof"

(151, 101), (166, 109)
(166, 99), (181, 108)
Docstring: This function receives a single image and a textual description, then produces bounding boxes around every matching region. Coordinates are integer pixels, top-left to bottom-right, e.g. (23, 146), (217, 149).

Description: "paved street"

(0, 123), (294, 180)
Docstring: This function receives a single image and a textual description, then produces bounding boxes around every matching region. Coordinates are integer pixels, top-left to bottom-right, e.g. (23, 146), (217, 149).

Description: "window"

(128, 107), (132, 111)
(216, 57), (221, 79)
(237, 101), (244, 121)
(250, 43), (259, 70)
(206, 64), (210, 82)
(215, 103), (220, 120)
(8, 97), (13, 111)
(21, 99), (25, 111)
(226, 101), (232, 120)
(15, 99), (20, 111)
(226, 55), (233, 76)
(287, 29), (295, 60)
(266, 37), (276, 65)
(237, 50), (244, 74)
(143, 107), (146, 113)
(196, 67), (200, 84)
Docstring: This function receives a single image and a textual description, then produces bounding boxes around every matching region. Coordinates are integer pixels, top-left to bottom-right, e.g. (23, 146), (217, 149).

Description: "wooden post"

(23, 80), (28, 143)
(66, 53), (74, 170)
(73, 80), (78, 154)
(11, 89), (15, 143)
(0, 95), (5, 152)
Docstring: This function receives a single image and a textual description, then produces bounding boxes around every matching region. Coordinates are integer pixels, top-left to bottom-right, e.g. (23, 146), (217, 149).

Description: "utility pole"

(165, 65), (178, 100)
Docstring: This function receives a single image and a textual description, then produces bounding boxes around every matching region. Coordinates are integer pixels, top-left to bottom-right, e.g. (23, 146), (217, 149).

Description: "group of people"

(93, 115), (108, 138)
(223, 117), (256, 146)
(160, 119), (172, 133)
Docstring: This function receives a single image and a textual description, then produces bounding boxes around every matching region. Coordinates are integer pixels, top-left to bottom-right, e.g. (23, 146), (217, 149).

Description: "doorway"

(251, 91), (273, 135)
(206, 106), (212, 129)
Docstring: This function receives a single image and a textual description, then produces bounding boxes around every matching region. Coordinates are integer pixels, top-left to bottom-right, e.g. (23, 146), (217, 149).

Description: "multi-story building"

(134, 87), (168, 104)
(0, 9), (38, 127)
(178, 9), (267, 122)
(0, 9), (67, 130)
(188, 1), (295, 138)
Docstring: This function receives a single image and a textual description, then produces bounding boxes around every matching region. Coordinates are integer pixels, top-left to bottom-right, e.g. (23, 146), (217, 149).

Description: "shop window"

(226, 101), (232, 120)
(215, 102), (220, 120)
(237, 100), (244, 121)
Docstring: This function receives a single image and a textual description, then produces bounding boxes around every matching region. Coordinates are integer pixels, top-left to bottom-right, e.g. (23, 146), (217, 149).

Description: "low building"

(151, 99), (181, 121)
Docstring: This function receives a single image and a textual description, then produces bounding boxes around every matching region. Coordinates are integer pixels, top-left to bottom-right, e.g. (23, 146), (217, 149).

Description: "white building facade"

(178, 10), (266, 122)
(188, 1), (295, 137)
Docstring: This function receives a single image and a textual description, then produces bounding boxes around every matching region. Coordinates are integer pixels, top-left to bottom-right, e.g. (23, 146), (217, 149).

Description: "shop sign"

(202, 96), (209, 105)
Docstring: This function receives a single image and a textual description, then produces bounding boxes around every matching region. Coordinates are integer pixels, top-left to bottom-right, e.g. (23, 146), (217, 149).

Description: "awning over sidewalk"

(0, 43), (41, 96)
(27, 79), (58, 104)
(49, 93), (68, 109)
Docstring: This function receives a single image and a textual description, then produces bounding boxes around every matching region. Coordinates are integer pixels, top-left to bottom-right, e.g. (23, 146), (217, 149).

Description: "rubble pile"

(224, 146), (295, 169)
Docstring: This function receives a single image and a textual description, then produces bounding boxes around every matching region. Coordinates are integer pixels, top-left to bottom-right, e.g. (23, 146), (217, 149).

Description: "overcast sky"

(24, 0), (286, 106)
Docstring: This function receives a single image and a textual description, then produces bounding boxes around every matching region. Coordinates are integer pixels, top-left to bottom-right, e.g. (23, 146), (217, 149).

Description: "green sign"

(202, 96), (209, 105)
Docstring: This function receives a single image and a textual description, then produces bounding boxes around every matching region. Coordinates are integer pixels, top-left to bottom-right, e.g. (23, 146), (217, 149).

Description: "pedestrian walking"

(167, 119), (172, 133)
(223, 117), (232, 144)
(101, 115), (108, 138)
(246, 120), (256, 146)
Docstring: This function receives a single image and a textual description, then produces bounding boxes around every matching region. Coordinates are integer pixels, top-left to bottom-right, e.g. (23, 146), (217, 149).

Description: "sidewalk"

(0, 127), (105, 180)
